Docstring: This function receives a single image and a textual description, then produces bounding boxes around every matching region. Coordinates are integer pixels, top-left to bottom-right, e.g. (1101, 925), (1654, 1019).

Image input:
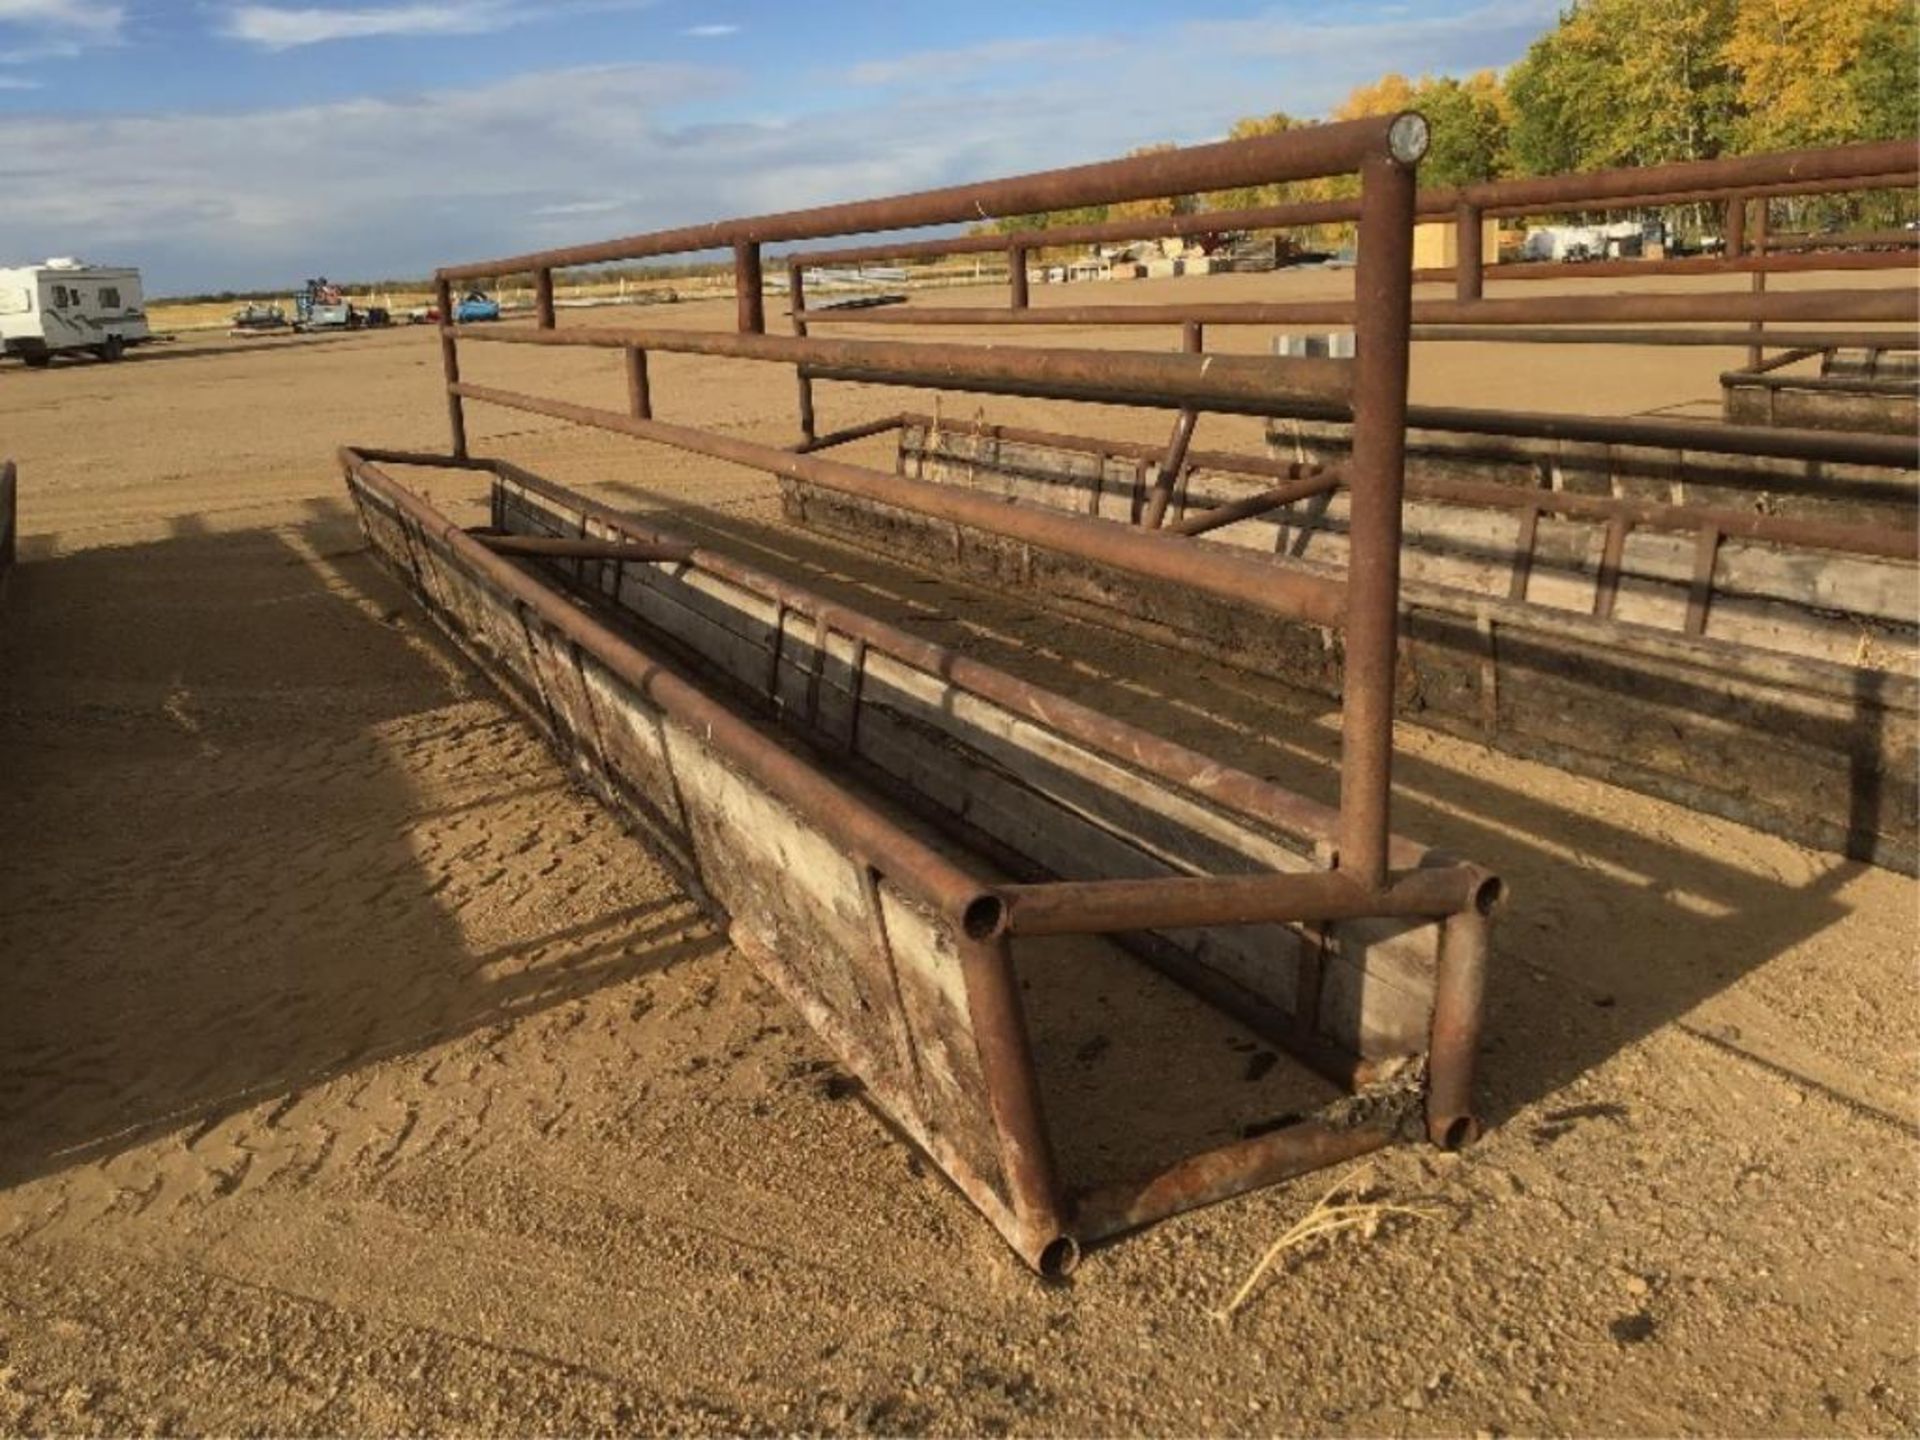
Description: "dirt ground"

(1, 267), (1915, 1437)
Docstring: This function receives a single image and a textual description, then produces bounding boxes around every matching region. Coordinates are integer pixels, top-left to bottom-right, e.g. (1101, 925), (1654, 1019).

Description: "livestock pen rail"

(782, 413), (1917, 869)
(353, 114), (1503, 1272)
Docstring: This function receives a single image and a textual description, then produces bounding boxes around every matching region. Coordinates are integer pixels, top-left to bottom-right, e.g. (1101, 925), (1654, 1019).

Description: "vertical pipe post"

(1182, 320), (1203, 354)
(1455, 202), (1484, 302)
(957, 925), (1070, 1272)
(624, 346), (652, 420)
(734, 242), (765, 334)
(1426, 900), (1489, 1149)
(1009, 246), (1030, 310)
(534, 267), (556, 329)
(789, 261), (817, 443)
(1748, 201), (1770, 369)
(1723, 197), (1746, 261)
(1339, 143), (1419, 891)
(434, 276), (468, 459)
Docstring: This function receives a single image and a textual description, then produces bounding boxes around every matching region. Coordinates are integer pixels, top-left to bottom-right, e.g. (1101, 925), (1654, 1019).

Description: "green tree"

(1409, 72), (1510, 185)
(1507, 0), (1742, 174)
(1851, 2), (1920, 142)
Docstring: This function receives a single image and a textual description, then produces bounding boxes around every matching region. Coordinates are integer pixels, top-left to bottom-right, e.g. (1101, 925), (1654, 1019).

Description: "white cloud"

(223, 2), (522, 47)
(221, 0), (652, 49)
(0, 0), (122, 64)
(0, 0), (121, 33)
(682, 22), (736, 38)
(0, 3), (1554, 292)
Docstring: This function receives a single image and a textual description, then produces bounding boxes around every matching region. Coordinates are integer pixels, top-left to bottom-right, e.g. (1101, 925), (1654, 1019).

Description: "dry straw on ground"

(1213, 1163), (1442, 1319)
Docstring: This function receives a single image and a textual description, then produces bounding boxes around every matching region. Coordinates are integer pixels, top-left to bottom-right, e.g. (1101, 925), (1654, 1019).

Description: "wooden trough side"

(1265, 414), (1917, 528)
(1719, 351), (1920, 436)
(780, 420), (1918, 871)
(339, 449), (1499, 1268)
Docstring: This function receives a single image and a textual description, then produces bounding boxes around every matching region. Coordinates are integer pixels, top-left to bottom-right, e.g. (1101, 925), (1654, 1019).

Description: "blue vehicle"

(454, 290), (501, 323)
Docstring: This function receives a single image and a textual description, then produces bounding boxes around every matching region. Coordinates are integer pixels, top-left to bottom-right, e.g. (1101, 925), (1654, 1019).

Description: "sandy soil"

(1, 267), (1915, 1436)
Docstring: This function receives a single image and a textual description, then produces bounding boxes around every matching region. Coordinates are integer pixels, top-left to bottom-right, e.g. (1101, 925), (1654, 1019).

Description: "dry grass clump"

(1213, 1163), (1441, 1320)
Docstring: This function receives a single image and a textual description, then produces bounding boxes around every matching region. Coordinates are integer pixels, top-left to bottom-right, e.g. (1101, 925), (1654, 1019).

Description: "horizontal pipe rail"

(780, 147), (1915, 274)
(1451, 138), (1918, 215)
(1411, 473), (1918, 561)
(1000, 865), (1493, 936)
(1392, 402), (1918, 469)
(1413, 247), (1917, 285)
(1720, 369), (1918, 397)
(457, 321), (1354, 415)
(447, 382), (1353, 628)
(895, 412), (1918, 550)
(886, 384), (1915, 470)
(439, 113), (1425, 280)
(795, 287), (1920, 330)
(1408, 325), (1918, 349)
(1766, 228), (1919, 252)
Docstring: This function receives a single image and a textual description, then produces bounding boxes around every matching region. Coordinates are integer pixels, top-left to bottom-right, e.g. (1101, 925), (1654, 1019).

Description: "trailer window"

(0, 288), (28, 315)
(100, 286), (121, 308)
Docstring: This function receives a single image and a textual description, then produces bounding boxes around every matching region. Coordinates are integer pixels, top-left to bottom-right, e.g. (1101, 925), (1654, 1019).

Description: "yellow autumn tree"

(1724, 0), (1907, 148)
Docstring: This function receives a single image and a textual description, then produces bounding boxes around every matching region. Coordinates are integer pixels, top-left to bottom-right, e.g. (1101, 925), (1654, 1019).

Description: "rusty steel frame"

(769, 138), (1914, 354)
(355, 117), (1510, 1269)
(778, 140), (1914, 272)
(796, 414), (1915, 867)
(341, 447), (1499, 1268)
(871, 411), (1918, 561)
(786, 287), (1919, 330)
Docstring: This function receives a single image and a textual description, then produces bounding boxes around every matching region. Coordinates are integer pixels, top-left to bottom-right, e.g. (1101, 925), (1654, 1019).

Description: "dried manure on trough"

(346, 114), (1511, 1271)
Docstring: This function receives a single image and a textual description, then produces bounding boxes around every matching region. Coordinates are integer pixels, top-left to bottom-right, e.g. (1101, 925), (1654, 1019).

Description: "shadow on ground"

(0, 500), (722, 1188)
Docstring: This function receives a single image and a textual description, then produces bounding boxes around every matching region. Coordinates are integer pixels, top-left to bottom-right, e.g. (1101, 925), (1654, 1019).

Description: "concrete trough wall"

(782, 421), (1917, 871)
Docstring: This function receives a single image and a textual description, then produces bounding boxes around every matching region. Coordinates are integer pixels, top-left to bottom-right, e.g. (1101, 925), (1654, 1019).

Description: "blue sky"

(0, 0), (1560, 293)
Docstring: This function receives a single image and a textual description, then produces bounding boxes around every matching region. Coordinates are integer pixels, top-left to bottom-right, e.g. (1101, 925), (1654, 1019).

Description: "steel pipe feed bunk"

(350, 116), (1504, 1272)
(788, 415), (1916, 870)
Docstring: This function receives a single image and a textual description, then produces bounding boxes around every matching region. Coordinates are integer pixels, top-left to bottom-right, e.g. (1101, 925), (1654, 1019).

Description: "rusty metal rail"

(356, 118), (1508, 1270)
(807, 415), (1916, 867)
(789, 287), (1919, 330)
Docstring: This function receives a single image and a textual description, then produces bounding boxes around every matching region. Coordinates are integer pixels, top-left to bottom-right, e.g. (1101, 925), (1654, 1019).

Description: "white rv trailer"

(0, 258), (149, 366)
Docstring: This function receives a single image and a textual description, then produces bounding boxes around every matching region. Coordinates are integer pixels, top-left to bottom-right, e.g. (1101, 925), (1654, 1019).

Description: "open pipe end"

(962, 892), (1009, 942)
(1430, 1112), (1483, 1151)
(1035, 1235), (1081, 1280)
(1474, 874), (1508, 915)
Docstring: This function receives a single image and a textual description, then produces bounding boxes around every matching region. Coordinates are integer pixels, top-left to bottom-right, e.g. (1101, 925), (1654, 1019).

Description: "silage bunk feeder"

(343, 114), (1501, 1274)
(760, 135), (1920, 872)
(784, 409), (1919, 870)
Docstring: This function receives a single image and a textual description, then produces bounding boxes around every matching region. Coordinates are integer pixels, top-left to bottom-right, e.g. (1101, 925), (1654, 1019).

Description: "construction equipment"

(294, 278), (392, 332)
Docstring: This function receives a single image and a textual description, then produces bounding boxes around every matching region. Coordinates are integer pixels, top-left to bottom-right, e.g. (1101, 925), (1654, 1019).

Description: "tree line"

(986, 0), (1917, 235)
